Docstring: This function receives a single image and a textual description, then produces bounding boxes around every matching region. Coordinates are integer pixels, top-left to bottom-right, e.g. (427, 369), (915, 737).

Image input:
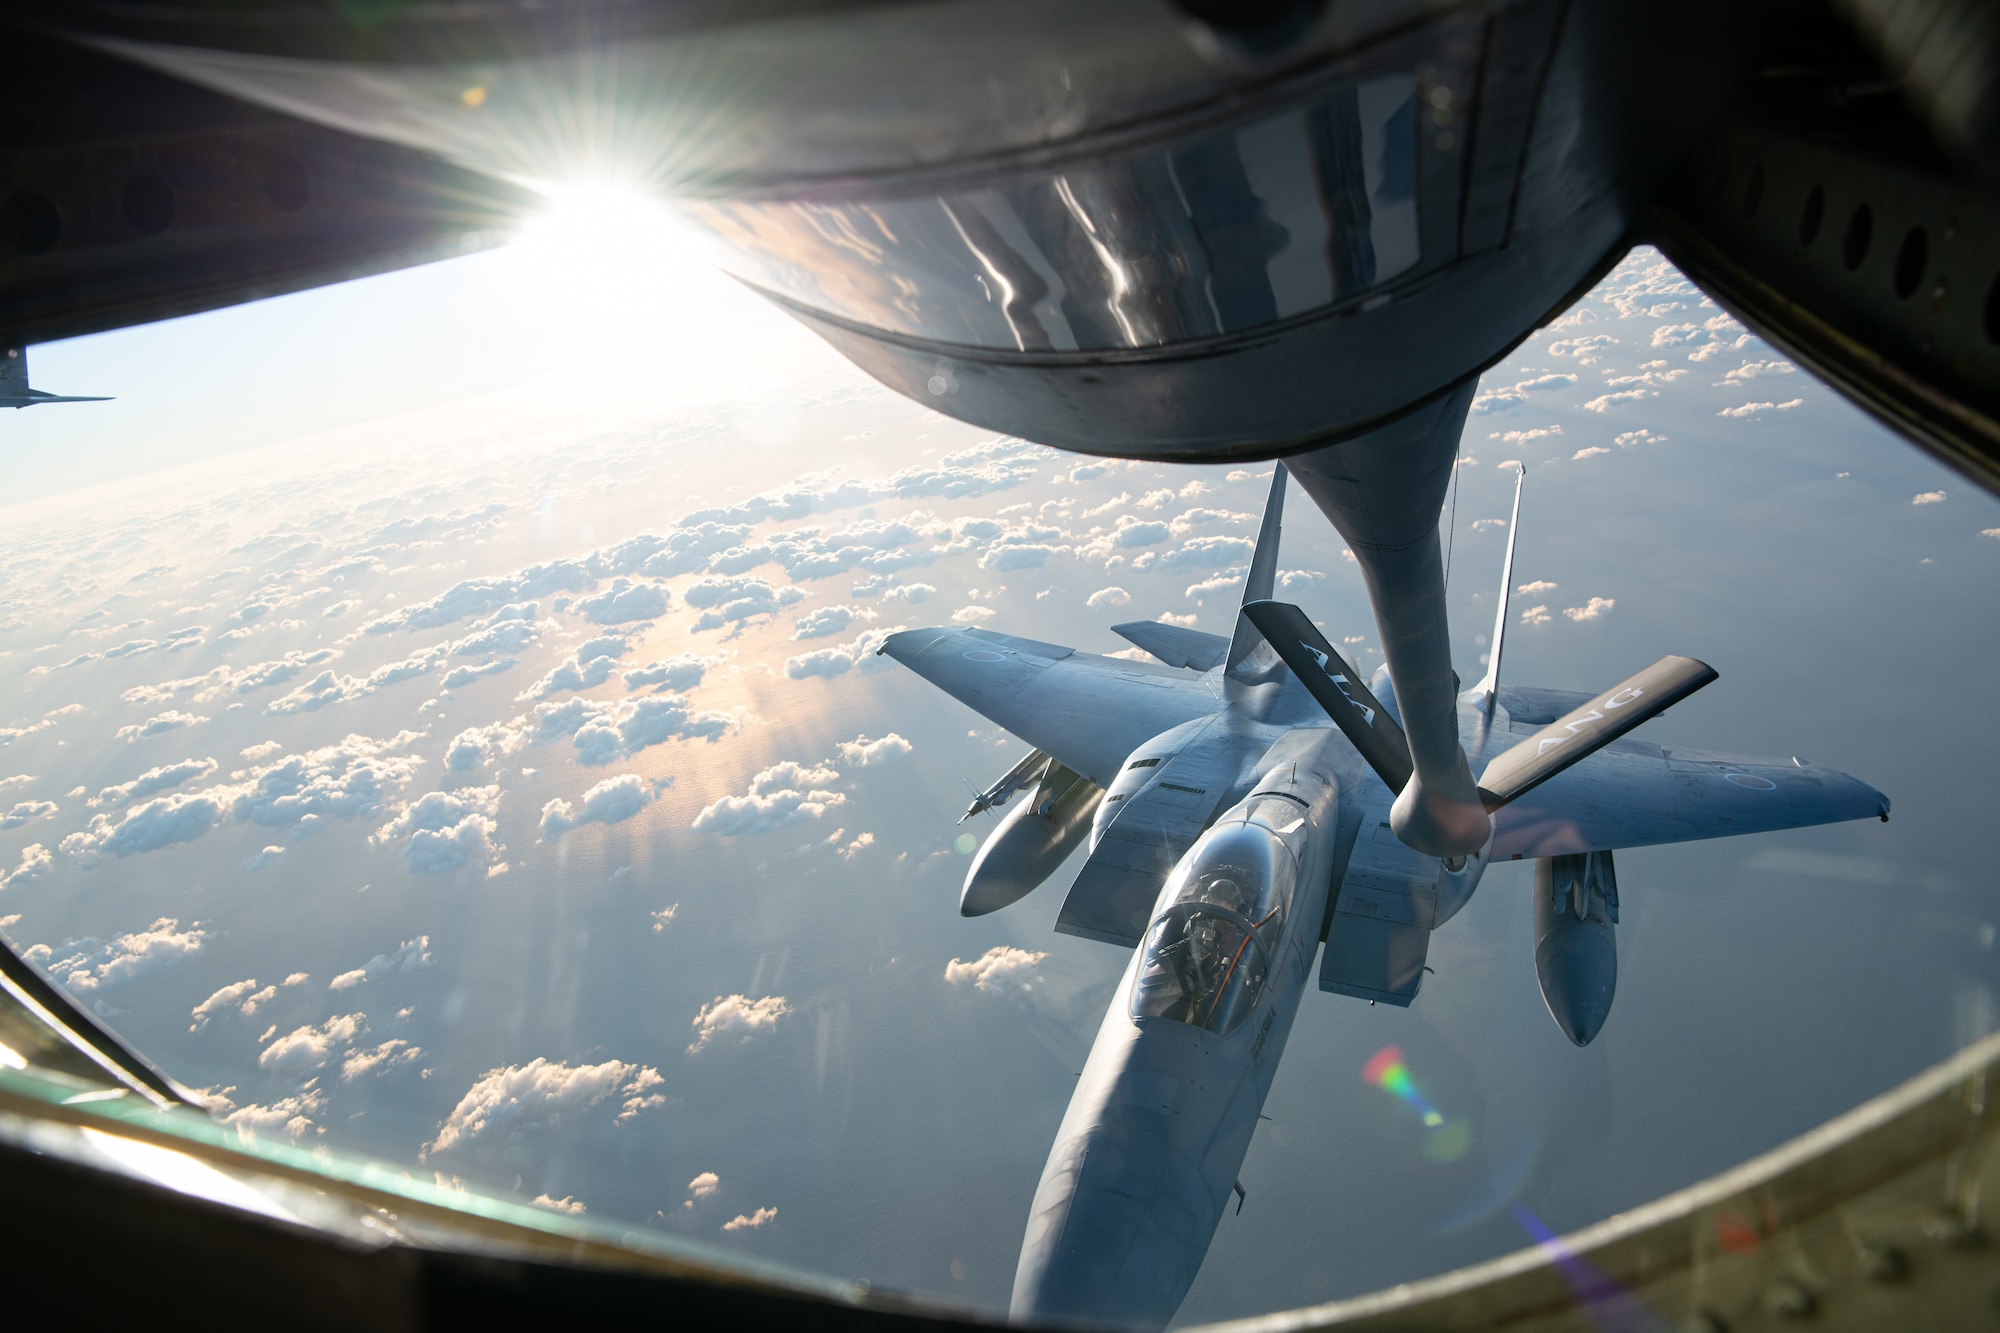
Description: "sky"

(2, 207), (1999, 1325)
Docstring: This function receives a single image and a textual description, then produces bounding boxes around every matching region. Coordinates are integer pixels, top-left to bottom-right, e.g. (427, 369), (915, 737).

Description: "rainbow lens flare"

(1511, 1205), (1666, 1332)
(1363, 1045), (1445, 1127)
(1362, 1045), (1470, 1162)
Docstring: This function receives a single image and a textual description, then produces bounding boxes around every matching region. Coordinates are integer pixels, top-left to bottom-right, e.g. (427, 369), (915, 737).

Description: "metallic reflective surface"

(682, 76), (1419, 354)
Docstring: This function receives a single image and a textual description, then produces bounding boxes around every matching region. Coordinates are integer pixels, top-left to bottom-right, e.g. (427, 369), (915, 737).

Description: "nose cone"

(1535, 920), (1616, 1046)
(1012, 1128), (1217, 1330)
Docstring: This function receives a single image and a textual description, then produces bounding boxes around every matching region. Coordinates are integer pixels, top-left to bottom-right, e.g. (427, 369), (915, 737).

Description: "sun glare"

(504, 179), (726, 353)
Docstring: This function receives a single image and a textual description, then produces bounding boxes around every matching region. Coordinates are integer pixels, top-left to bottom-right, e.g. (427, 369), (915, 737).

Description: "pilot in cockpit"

(1155, 874), (1249, 1019)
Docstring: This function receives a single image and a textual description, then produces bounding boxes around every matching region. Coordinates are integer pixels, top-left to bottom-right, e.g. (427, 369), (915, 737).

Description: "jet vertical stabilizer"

(1, 344), (110, 409)
(1225, 464), (1287, 676)
(1471, 464), (1527, 712)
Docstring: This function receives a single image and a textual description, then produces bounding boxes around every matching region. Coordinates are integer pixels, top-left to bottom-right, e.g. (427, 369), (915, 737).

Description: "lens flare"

(1511, 1205), (1668, 1332)
(1362, 1045), (1445, 1127)
(1362, 1045), (1470, 1162)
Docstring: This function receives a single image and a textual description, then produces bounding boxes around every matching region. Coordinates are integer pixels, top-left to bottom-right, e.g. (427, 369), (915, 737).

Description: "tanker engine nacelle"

(962, 756), (1103, 916)
(1532, 850), (1620, 1047)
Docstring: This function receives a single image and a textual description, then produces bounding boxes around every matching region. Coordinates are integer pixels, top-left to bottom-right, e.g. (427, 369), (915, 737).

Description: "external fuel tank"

(1532, 851), (1621, 1047)
(961, 761), (1102, 916)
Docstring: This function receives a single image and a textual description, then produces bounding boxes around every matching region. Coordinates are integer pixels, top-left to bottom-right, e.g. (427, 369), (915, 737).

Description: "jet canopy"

(1130, 801), (1303, 1035)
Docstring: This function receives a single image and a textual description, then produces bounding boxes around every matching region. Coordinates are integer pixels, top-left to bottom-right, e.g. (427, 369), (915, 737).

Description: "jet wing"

(1489, 740), (1889, 860)
(879, 626), (1217, 787)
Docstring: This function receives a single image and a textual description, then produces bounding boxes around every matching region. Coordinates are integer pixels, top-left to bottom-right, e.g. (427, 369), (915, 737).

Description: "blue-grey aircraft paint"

(881, 467), (1887, 1328)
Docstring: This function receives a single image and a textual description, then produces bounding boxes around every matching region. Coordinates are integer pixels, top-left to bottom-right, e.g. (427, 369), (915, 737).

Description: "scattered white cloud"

(25, 916), (206, 992)
(575, 577), (670, 624)
(793, 605), (869, 640)
(1473, 372), (1579, 414)
(651, 904), (679, 933)
(425, 1057), (666, 1156)
(1521, 605), (1552, 627)
(723, 1207), (777, 1232)
(1716, 398), (1804, 418)
(258, 1012), (368, 1072)
(517, 653), (620, 700)
(219, 1087), (326, 1140)
(92, 758), (218, 808)
(684, 575), (791, 632)
(688, 993), (791, 1054)
(0, 800), (57, 830)
(439, 657), (516, 689)
(534, 1194), (587, 1216)
(190, 979), (277, 1031)
(829, 829), (874, 859)
(1085, 587), (1131, 609)
(2, 843), (51, 889)
(328, 936), (432, 990)
(1547, 334), (1618, 364)
(1182, 569), (1246, 600)
(1721, 359), (1795, 383)
(447, 694), (730, 771)
(836, 733), (910, 766)
(692, 761), (845, 836)
(1491, 426), (1562, 445)
(540, 774), (656, 840)
(373, 788), (501, 874)
(685, 1171), (720, 1206)
(1517, 580), (1558, 594)
(115, 709), (208, 742)
(782, 625), (902, 680)
(1912, 491), (1946, 505)
(341, 1038), (423, 1080)
(621, 654), (708, 692)
(1580, 389), (1651, 413)
(1564, 597), (1616, 622)
(1133, 535), (1255, 573)
(1614, 429), (1667, 448)
(951, 605), (997, 624)
(944, 945), (1049, 994)
(363, 560), (594, 635)
(1572, 446), (1610, 461)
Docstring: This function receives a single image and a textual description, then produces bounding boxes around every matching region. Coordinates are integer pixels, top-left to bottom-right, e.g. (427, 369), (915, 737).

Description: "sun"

(500, 179), (730, 355)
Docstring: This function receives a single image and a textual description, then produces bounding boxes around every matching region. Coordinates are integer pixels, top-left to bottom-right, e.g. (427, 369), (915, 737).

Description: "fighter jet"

(880, 466), (1887, 1329)
(1, 344), (109, 410)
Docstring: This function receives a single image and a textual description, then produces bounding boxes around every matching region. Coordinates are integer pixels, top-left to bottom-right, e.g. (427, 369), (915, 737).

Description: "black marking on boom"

(1241, 599), (1413, 793)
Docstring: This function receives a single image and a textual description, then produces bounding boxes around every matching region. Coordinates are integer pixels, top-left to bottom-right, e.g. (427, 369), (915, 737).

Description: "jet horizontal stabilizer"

(1240, 599), (1413, 794)
(1110, 621), (1228, 671)
(1478, 655), (1719, 811)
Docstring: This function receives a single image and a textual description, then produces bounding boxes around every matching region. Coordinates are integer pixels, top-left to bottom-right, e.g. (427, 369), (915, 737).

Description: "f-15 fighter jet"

(881, 466), (1887, 1329)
